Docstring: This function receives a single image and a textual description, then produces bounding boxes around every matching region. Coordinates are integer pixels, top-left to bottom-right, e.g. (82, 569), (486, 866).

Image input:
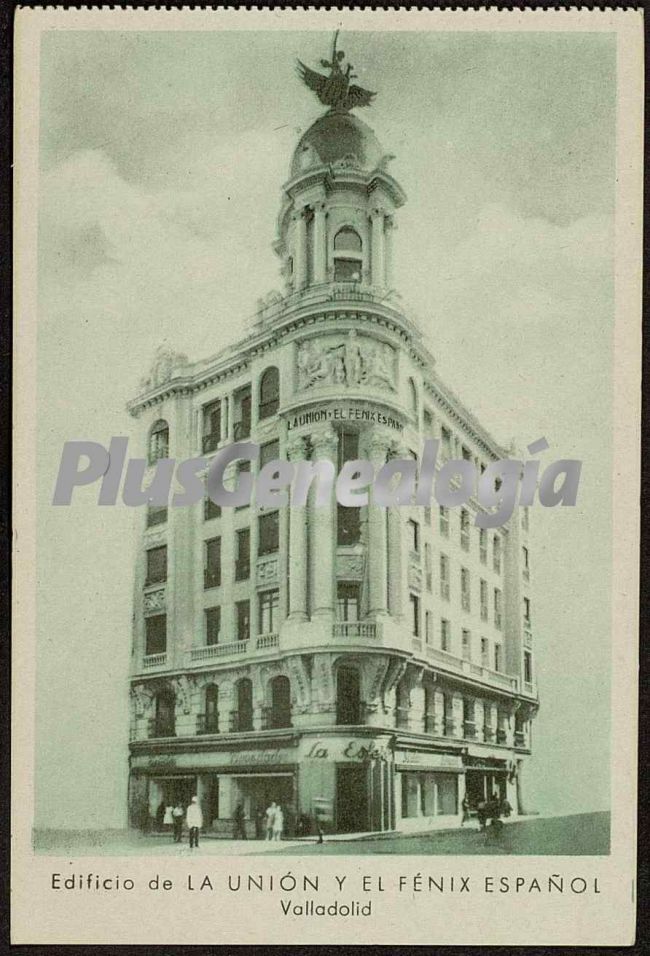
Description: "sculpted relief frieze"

(297, 330), (396, 392)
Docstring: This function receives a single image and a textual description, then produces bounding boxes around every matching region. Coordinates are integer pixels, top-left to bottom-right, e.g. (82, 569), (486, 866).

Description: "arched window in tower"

(151, 689), (175, 738)
(199, 684), (219, 735)
(408, 378), (418, 419)
(268, 675), (292, 729)
(148, 420), (169, 465)
(333, 226), (363, 283)
(234, 678), (253, 732)
(258, 367), (280, 419)
(336, 666), (361, 725)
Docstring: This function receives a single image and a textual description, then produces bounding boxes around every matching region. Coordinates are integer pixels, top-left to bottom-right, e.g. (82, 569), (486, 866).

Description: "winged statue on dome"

(297, 31), (376, 113)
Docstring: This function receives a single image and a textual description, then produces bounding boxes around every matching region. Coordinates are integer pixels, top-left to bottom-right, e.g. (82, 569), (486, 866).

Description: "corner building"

(128, 73), (539, 837)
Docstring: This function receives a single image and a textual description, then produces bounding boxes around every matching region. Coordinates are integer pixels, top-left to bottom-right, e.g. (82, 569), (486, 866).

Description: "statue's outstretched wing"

(346, 84), (376, 109)
(297, 60), (329, 103)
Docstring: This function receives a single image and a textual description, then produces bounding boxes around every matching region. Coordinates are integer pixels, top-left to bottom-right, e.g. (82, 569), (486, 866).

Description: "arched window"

(395, 679), (410, 729)
(148, 420), (169, 465)
(268, 675), (292, 729)
(234, 678), (253, 732)
(408, 379), (418, 418)
(152, 690), (175, 738)
(336, 666), (361, 725)
(258, 367), (280, 419)
(333, 227), (363, 282)
(200, 684), (219, 734)
(424, 684), (436, 734)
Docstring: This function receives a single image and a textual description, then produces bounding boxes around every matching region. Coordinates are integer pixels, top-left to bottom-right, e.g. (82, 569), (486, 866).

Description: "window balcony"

(189, 640), (248, 664)
(463, 720), (477, 739)
(332, 621), (380, 641)
(196, 713), (219, 735)
(256, 632), (279, 650)
(202, 433), (221, 454)
(230, 710), (254, 733)
(142, 652), (167, 669)
(148, 717), (175, 739)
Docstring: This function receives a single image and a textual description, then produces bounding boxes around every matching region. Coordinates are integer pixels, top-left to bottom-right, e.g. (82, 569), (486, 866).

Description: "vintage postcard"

(12, 5), (642, 946)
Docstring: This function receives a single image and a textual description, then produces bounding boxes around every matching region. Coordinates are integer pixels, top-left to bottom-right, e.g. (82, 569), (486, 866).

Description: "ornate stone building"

(127, 47), (538, 836)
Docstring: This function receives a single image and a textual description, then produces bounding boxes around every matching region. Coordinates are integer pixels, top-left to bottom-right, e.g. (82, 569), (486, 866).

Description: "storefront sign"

(131, 747), (295, 772)
(301, 737), (392, 762)
(395, 751), (463, 771)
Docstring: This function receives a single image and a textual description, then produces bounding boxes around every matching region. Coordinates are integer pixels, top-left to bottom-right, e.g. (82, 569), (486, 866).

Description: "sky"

(36, 28), (615, 828)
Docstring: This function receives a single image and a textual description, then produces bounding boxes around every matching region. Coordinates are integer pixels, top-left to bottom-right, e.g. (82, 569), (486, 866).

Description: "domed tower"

(275, 37), (406, 293)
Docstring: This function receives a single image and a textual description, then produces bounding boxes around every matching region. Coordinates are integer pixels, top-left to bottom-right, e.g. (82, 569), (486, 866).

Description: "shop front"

(394, 750), (465, 831)
(463, 755), (514, 813)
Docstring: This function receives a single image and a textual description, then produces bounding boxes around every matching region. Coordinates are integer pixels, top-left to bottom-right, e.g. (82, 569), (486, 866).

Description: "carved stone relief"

(297, 331), (396, 392)
(143, 588), (166, 613)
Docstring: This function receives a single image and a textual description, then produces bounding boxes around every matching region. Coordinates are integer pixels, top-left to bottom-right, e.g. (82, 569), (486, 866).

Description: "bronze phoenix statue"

(297, 31), (376, 113)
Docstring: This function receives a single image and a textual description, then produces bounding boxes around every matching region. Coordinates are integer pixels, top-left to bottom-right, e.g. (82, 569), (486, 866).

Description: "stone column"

(371, 209), (385, 288)
(452, 693), (465, 738)
(313, 203), (327, 284)
(385, 215), (394, 288)
(310, 424), (337, 619)
(434, 688), (446, 737)
(294, 208), (308, 289)
(387, 508), (403, 619)
(366, 433), (389, 619)
(287, 435), (309, 621)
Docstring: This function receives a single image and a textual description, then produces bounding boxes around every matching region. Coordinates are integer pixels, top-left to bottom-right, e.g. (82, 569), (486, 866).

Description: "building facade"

(127, 53), (539, 837)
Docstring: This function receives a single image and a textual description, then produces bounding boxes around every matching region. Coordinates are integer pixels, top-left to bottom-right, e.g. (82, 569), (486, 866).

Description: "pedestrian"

(273, 804), (284, 841)
(186, 795), (203, 849)
(163, 804), (173, 832)
(477, 799), (488, 831)
(265, 801), (277, 841)
(155, 800), (165, 831)
(255, 808), (265, 839)
(172, 803), (184, 843)
(233, 801), (247, 840)
(461, 795), (470, 826)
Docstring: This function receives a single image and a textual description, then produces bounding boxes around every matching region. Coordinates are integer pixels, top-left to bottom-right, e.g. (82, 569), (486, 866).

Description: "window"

(494, 643), (503, 672)
(461, 567), (471, 612)
(481, 637), (489, 667)
(148, 420), (169, 465)
(460, 509), (470, 551)
(441, 426), (452, 461)
(202, 401), (221, 454)
(441, 618), (450, 652)
(260, 439), (280, 469)
(235, 459), (251, 510)
(337, 581), (360, 622)
(152, 690), (175, 737)
(493, 535), (502, 573)
(395, 678), (410, 729)
(333, 228), (362, 282)
(204, 537), (221, 589)
(336, 666), (361, 725)
(408, 519), (420, 555)
(201, 684), (219, 734)
(236, 600), (250, 643)
(259, 589), (279, 633)
(235, 528), (250, 580)
(524, 650), (533, 684)
(410, 593), (420, 637)
(424, 544), (432, 591)
(145, 614), (166, 656)
(480, 579), (488, 621)
(258, 511), (279, 556)
(424, 684), (436, 733)
(338, 429), (359, 468)
(523, 597), (531, 627)
(463, 698), (476, 738)
(147, 504), (167, 528)
(439, 505), (449, 537)
(462, 628), (471, 660)
(258, 367), (280, 419)
(233, 385), (252, 440)
(334, 226), (362, 253)
(408, 378), (418, 418)
(425, 610), (432, 644)
(268, 675), (291, 729)
(494, 588), (503, 630)
(479, 528), (487, 564)
(205, 607), (221, 646)
(234, 678), (253, 732)
(204, 493), (221, 521)
(337, 505), (361, 545)
(440, 554), (450, 601)
(334, 258), (362, 282)
(146, 546), (167, 586)
(522, 545), (530, 580)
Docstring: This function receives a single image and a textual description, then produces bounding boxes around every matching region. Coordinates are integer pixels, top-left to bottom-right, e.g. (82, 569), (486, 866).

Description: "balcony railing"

(148, 717), (175, 739)
(196, 713), (219, 735)
(463, 720), (477, 739)
(262, 706), (292, 731)
(143, 653), (166, 669)
(190, 640), (249, 663)
(202, 433), (221, 454)
(332, 621), (379, 640)
(230, 710), (254, 733)
(514, 730), (526, 748)
(256, 632), (279, 650)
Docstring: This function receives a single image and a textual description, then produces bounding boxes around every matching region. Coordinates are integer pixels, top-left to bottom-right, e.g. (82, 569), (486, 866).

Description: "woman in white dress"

(272, 804), (284, 841)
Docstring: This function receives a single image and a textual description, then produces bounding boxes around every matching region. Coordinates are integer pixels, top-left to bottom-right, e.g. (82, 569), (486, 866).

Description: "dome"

(290, 111), (385, 178)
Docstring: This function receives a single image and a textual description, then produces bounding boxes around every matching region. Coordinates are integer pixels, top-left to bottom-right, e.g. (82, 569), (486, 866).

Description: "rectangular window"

(145, 546), (167, 586)
(494, 588), (503, 630)
(408, 519), (420, 555)
(204, 491), (221, 521)
(440, 554), (450, 601)
(145, 614), (166, 656)
(235, 459), (251, 510)
(441, 426), (452, 460)
(462, 628), (471, 660)
(235, 528), (250, 580)
(233, 385), (252, 440)
(259, 589), (279, 633)
(493, 534), (502, 573)
(338, 429), (359, 469)
(524, 650), (533, 683)
(260, 439), (280, 469)
(204, 537), (221, 589)
(522, 545), (530, 580)
(460, 508), (470, 551)
(147, 504), (167, 528)
(410, 593), (420, 637)
(337, 504), (361, 545)
(479, 528), (487, 564)
(258, 510), (279, 555)
(461, 567), (470, 612)
(337, 581), (360, 622)
(463, 698), (476, 738)
(481, 637), (489, 667)
(480, 579), (488, 621)
(425, 610), (432, 644)
(439, 505), (449, 537)
(236, 600), (250, 642)
(494, 643), (503, 672)
(205, 607), (221, 646)
(424, 544), (432, 591)
(523, 597), (531, 627)
(202, 399), (222, 453)
(440, 618), (450, 652)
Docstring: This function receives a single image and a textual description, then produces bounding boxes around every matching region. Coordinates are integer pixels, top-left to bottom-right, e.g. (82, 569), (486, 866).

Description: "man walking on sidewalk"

(186, 796), (203, 849)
